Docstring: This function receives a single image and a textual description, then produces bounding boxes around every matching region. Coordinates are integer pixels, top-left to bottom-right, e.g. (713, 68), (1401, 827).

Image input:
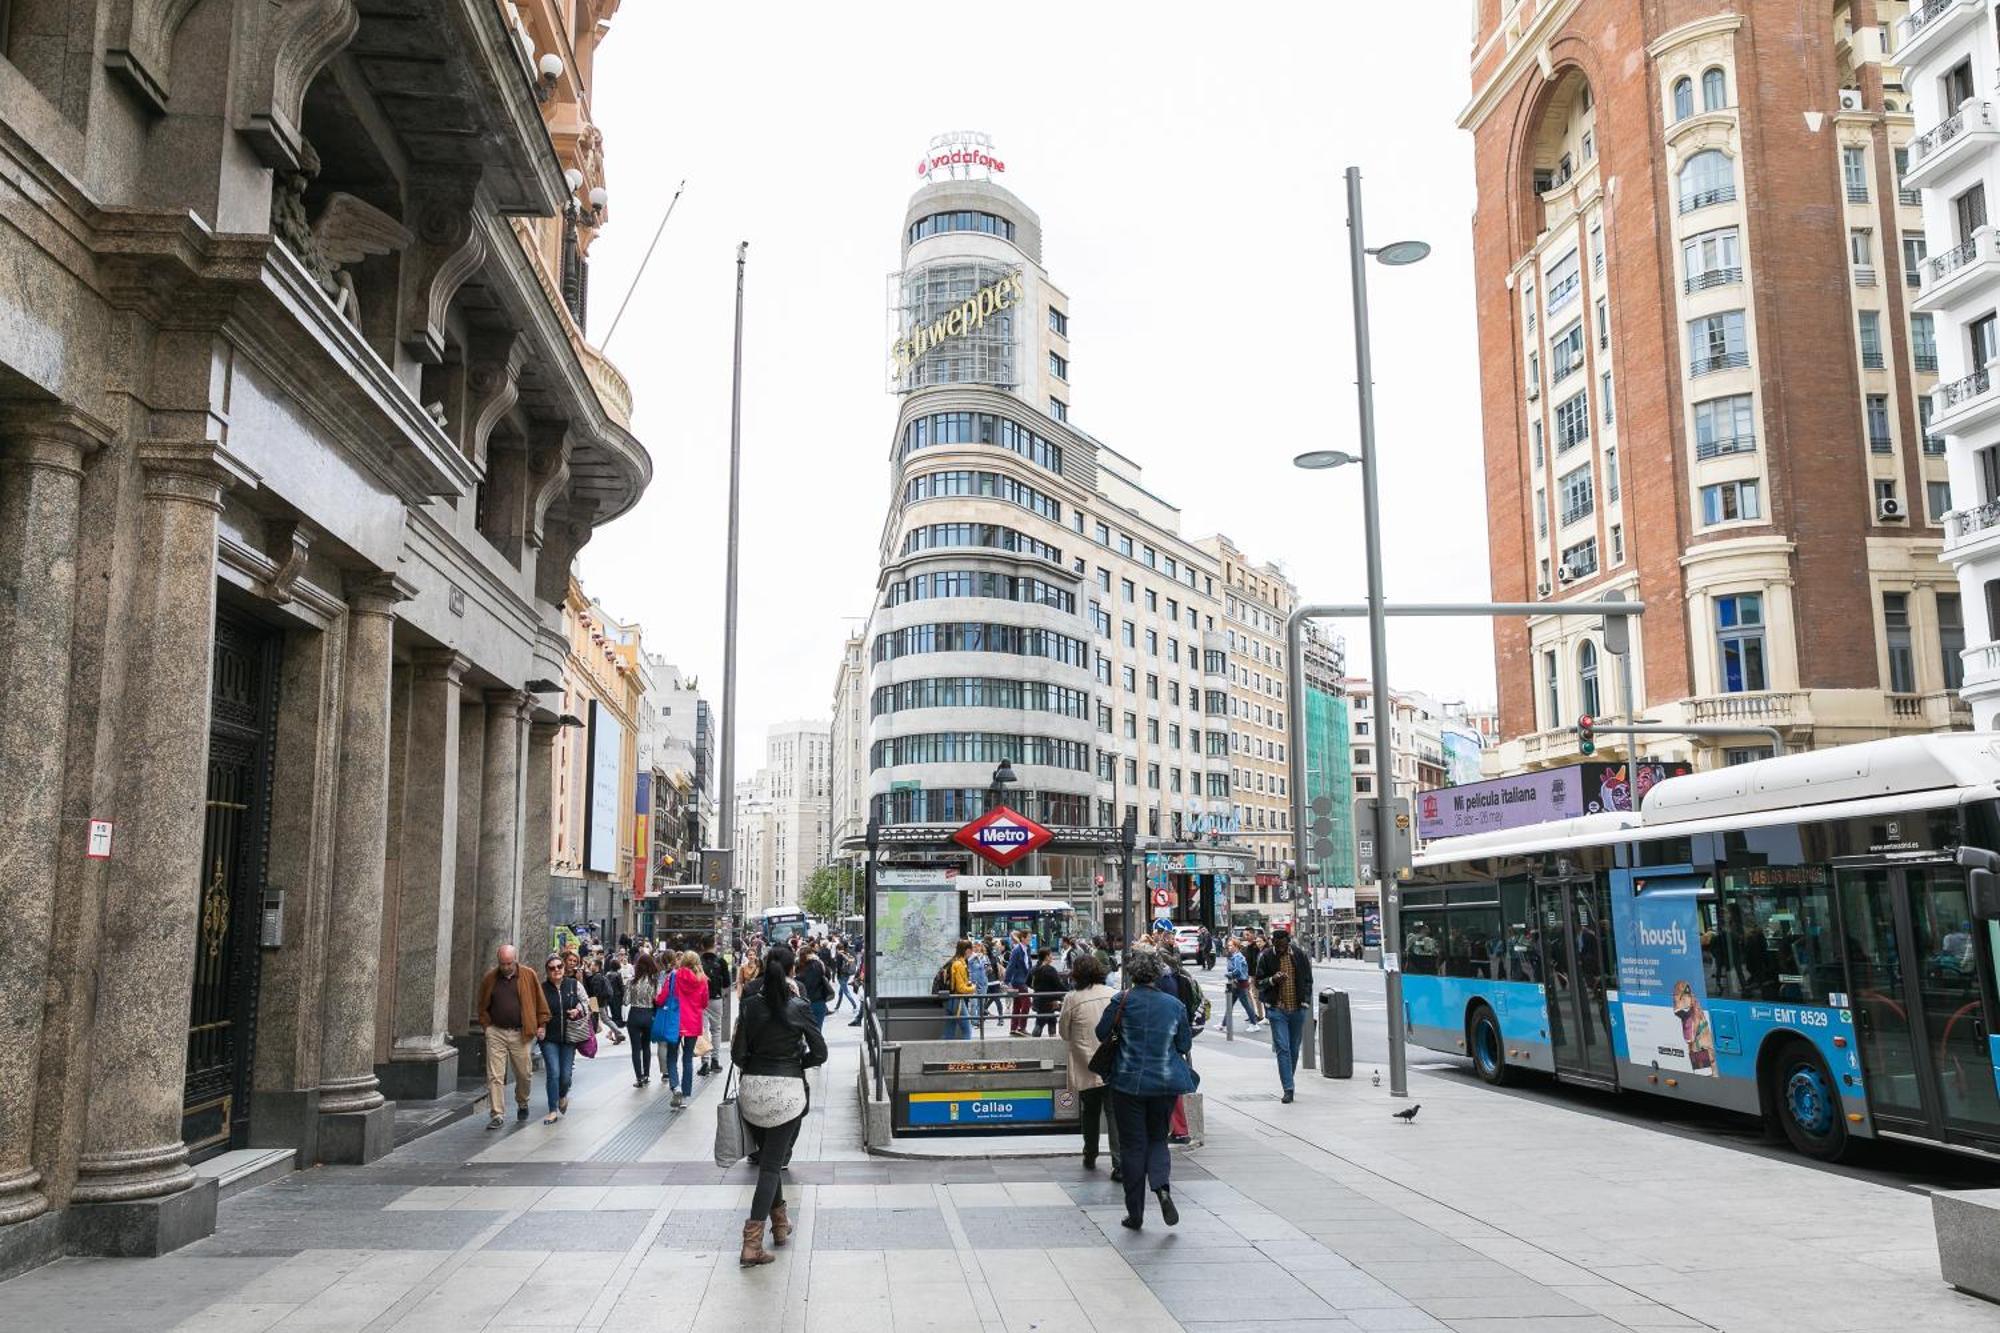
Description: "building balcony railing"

(1963, 641), (2000, 688)
(1925, 434), (1947, 455)
(1862, 350), (1886, 370)
(1947, 498), (2000, 544)
(1691, 348), (1750, 375)
(1695, 433), (1756, 460)
(1901, 0), (1981, 66)
(1853, 264), (1877, 287)
(1687, 691), (1806, 724)
(1679, 184), (1738, 215)
(1933, 366), (2000, 435)
(1869, 433), (1893, 454)
(1907, 99), (1999, 187)
(1907, 266), (1923, 288)
(1901, 186), (1924, 208)
(1917, 352), (1939, 373)
(1918, 227), (2000, 313)
(1685, 266), (1742, 294)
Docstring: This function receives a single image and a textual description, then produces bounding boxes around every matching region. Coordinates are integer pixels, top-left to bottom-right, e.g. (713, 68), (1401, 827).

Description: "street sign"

(1152, 887), (1173, 907)
(1601, 587), (1630, 655)
(952, 805), (1054, 868)
(879, 867), (957, 886)
(701, 848), (731, 893)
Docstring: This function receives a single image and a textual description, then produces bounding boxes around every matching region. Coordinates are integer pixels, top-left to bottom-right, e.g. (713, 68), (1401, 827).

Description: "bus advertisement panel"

(1615, 872), (1718, 1077)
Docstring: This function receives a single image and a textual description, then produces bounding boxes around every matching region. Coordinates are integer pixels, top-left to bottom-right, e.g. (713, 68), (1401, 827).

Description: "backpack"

(932, 963), (951, 997)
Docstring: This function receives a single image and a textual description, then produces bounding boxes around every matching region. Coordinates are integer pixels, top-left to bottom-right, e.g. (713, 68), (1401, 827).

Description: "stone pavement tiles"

(3, 1015), (1997, 1331)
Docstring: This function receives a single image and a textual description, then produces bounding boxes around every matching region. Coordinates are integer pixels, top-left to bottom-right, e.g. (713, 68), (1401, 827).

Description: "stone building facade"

(1465, 0), (1964, 773)
(0, 0), (647, 1270)
(549, 584), (642, 942)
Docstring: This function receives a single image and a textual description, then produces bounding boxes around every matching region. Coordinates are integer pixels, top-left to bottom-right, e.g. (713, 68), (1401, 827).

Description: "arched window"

(1578, 641), (1601, 718)
(1672, 76), (1694, 122)
(1702, 67), (1727, 112)
(1678, 150), (1735, 211)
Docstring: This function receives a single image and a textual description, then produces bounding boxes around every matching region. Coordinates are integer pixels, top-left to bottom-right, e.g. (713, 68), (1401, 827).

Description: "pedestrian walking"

(477, 943), (549, 1129)
(941, 938), (978, 1039)
(736, 950), (762, 996)
(539, 954), (587, 1124)
(735, 946), (829, 1267)
(662, 950), (708, 1107)
(625, 950), (659, 1086)
(1005, 930), (1032, 1036)
(1058, 953), (1122, 1180)
(832, 944), (857, 1012)
(1029, 948), (1063, 1036)
(700, 942), (730, 1075)
(797, 942), (832, 1030)
(1197, 926), (1215, 972)
(1254, 928), (1315, 1103)
(1097, 950), (1196, 1230)
(964, 940), (991, 1036)
(1223, 939), (1262, 1029)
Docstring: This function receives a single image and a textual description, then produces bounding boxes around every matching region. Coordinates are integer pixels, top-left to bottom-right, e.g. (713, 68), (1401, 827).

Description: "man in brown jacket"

(478, 943), (549, 1128)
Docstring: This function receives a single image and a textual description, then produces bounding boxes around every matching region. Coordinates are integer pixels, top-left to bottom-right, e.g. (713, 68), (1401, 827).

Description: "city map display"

(875, 874), (961, 998)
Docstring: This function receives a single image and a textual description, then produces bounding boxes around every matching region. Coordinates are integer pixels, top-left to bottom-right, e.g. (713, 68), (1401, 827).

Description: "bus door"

(1836, 865), (2000, 1146)
(1535, 876), (1618, 1084)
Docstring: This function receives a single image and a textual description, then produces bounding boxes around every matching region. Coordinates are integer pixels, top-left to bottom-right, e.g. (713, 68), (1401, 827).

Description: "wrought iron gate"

(182, 608), (280, 1159)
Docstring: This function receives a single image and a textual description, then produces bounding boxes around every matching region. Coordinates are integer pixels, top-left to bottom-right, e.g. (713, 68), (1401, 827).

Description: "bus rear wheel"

(1468, 1004), (1512, 1086)
(1769, 1038), (1849, 1162)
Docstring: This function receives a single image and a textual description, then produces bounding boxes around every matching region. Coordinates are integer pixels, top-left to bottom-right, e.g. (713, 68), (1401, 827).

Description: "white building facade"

(1903, 0), (2000, 725)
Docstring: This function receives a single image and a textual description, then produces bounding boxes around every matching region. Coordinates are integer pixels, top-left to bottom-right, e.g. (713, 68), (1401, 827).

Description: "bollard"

(1319, 988), (1353, 1079)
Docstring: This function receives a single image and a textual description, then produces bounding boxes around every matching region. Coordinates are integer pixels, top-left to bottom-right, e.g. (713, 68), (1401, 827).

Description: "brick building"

(1463, 0), (1967, 773)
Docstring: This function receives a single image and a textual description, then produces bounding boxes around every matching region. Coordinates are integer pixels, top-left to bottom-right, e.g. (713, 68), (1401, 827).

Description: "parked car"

(1174, 925), (1204, 960)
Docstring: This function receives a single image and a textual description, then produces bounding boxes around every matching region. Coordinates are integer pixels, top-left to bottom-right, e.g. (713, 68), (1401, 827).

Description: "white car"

(1174, 926), (1204, 960)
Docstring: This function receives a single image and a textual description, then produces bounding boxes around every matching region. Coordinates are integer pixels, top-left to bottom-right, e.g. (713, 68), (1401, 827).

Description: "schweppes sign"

(889, 270), (1025, 379)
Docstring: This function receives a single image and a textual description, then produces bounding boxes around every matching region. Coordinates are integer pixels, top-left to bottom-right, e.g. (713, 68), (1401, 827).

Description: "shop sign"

(889, 270), (1024, 378)
(906, 1089), (1053, 1126)
(916, 130), (1006, 180)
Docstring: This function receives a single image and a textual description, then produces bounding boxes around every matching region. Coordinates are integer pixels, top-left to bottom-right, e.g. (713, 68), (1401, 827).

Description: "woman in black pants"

(625, 950), (659, 1086)
(734, 946), (828, 1265)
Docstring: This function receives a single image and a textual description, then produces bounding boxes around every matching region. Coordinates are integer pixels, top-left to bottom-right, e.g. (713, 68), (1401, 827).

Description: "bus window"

(1403, 907), (1444, 975)
(1499, 876), (1537, 981)
(1443, 902), (1501, 979)
(1709, 867), (1835, 1002)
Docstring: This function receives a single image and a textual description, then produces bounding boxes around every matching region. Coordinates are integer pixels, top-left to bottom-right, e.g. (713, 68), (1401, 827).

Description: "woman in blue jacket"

(1095, 949), (1197, 1230)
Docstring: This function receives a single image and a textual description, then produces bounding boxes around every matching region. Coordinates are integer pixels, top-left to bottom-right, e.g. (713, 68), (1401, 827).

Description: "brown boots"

(739, 1218), (775, 1266)
(769, 1202), (792, 1246)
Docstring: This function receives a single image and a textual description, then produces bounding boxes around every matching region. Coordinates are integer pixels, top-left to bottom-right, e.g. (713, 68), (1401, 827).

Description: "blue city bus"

(1397, 735), (2000, 1162)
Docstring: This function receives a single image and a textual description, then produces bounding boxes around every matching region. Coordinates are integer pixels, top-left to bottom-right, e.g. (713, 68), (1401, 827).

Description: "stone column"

(475, 691), (529, 971)
(378, 650), (467, 1101)
(71, 439), (254, 1254)
(447, 697), (486, 1051)
(518, 718), (559, 965)
(0, 408), (105, 1226)
(314, 572), (411, 1164)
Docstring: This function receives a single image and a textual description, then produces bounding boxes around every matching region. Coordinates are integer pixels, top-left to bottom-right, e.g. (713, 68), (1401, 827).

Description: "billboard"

(584, 699), (622, 876)
(1416, 761), (1692, 840)
(631, 771), (650, 897)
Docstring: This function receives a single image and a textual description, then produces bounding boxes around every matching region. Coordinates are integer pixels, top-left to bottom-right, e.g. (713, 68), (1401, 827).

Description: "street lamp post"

(1293, 165), (1429, 1099)
(715, 242), (748, 958)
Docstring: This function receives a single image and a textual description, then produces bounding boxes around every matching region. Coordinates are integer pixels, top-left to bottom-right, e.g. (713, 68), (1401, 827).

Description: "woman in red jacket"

(659, 951), (710, 1107)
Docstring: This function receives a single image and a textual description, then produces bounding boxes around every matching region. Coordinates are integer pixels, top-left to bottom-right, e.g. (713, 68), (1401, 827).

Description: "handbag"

(695, 1033), (714, 1058)
(713, 1067), (747, 1168)
(561, 981), (590, 1045)
(578, 1027), (598, 1059)
(1088, 993), (1128, 1079)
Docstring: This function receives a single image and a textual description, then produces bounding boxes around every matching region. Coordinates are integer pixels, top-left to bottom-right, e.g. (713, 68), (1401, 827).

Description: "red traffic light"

(1577, 714), (1594, 730)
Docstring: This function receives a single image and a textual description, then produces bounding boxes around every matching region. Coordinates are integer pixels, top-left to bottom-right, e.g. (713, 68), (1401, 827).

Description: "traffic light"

(1576, 714), (1596, 756)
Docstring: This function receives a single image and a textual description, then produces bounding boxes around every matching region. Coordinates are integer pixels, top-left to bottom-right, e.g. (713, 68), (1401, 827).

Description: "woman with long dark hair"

(733, 946), (827, 1265)
(625, 950), (659, 1087)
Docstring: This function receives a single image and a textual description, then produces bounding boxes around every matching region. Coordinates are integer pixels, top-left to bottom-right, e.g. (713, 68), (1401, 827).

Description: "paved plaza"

(3, 982), (1996, 1332)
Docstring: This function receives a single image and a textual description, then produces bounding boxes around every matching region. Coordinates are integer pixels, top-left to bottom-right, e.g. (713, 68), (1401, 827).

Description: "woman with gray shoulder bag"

(727, 946), (827, 1266)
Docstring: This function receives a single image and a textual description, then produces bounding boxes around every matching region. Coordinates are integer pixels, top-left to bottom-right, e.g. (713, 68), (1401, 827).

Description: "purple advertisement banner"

(1416, 762), (1692, 841)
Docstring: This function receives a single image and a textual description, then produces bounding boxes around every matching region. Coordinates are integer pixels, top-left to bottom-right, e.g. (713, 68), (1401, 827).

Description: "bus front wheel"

(1768, 1038), (1849, 1162)
(1468, 1004), (1512, 1086)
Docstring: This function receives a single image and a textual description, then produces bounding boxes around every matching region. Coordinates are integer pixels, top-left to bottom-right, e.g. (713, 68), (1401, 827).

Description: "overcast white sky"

(576, 2), (1495, 775)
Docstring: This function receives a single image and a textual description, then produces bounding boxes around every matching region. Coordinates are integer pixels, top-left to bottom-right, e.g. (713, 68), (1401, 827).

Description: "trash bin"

(1318, 988), (1352, 1079)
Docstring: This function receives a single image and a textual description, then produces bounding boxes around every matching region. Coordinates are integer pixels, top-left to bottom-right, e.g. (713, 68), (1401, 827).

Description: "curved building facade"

(862, 172), (1255, 933)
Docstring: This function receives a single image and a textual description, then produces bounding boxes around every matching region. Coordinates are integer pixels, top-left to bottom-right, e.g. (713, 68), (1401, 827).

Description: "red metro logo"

(952, 806), (1054, 869)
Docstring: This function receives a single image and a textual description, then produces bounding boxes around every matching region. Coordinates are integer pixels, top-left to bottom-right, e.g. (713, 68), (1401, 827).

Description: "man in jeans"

(478, 943), (550, 1128)
(699, 941), (730, 1075)
(1254, 928), (1314, 1104)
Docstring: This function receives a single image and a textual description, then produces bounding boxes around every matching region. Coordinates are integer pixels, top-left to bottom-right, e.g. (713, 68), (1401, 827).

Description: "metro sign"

(952, 805), (1053, 869)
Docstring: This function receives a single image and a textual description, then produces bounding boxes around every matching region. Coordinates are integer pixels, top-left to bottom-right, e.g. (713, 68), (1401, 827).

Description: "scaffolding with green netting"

(1304, 686), (1355, 889)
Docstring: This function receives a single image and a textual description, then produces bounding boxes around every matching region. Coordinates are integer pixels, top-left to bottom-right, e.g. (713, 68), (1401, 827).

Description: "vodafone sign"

(917, 130), (1005, 181)
(952, 805), (1053, 869)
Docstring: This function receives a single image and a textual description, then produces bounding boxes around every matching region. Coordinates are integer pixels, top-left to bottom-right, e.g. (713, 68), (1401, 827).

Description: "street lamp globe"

(1370, 240), (1431, 266)
(1293, 449), (1359, 471)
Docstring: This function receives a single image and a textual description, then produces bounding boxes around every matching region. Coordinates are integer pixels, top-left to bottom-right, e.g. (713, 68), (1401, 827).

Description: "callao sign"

(952, 805), (1053, 869)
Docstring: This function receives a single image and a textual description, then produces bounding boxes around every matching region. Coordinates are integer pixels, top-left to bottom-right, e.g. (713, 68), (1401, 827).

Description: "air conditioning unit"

(1557, 564), (1576, 583)
(1879, 495), (1907, 520)
(1537, 581), (1553, 597)
(1839, 89), (1864, 111)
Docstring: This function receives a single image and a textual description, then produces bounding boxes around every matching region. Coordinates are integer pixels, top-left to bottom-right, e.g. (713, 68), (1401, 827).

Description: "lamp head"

(588, 186), (609, 209)
(563, 167), (585, 193)
(990, 760), (1019, 789)
(538, 51), (565, 80)
(1370, 240), (1431, 266)
(1293, 449), (1360, 471)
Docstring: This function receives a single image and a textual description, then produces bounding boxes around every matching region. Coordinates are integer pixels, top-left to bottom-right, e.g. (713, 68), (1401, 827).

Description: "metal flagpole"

(716, 243), (746, 958)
